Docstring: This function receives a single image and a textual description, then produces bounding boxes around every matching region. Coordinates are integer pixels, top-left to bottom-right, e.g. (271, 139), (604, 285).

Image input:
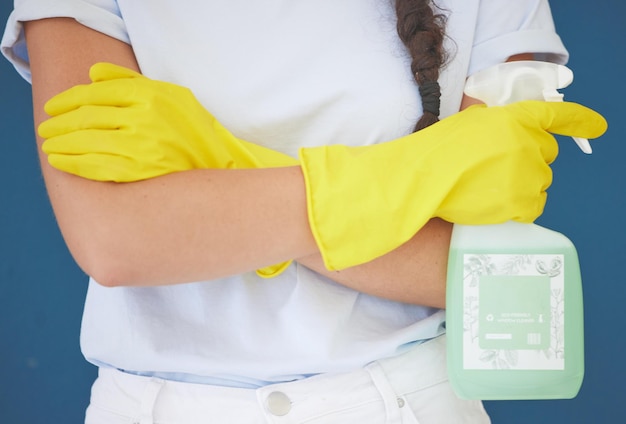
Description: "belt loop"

(366, 362), (401, 424)
(137, 377), (165, 424)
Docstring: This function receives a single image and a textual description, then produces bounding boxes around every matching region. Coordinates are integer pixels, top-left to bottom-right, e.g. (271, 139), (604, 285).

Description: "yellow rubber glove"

(299, 101), (607, 271)
(40, 63), (298, 181)
(39, 62), (297, 278)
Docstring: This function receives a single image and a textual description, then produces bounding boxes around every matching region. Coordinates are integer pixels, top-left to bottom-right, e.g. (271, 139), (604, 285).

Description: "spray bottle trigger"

(572, 137), (593, 154)
(542, 88), (564, 102)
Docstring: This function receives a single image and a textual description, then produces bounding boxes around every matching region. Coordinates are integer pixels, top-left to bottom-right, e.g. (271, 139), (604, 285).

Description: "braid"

(395, 0), (448, 131)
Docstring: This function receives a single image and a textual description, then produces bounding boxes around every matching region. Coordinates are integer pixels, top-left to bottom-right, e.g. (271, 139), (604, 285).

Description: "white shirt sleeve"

(468, 0), (568, 76)
(1, 0), (129, 83)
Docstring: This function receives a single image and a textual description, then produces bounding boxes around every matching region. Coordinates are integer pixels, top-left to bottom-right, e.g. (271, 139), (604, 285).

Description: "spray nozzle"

(464, 61), (592, 154)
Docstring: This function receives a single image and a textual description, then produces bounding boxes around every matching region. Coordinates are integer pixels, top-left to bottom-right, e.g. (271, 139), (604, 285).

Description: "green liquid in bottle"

(446, 222), (584, 400)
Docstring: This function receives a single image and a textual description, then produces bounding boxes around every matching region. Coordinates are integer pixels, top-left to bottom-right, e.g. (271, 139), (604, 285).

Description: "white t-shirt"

(2, 0), (568, 388)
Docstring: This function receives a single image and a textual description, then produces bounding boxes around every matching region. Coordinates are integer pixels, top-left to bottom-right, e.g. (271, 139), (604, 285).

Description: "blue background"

(1, 1), (624, 422)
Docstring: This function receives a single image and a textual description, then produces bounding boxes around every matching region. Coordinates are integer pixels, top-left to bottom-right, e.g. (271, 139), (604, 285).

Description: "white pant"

(85, 336), (490, 424)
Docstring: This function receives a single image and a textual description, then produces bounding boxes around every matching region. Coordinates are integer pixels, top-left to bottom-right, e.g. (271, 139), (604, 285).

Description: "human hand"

(39, 63), (297, 278)
(299, 101), (607, 270)
(39, 63), (297, 182)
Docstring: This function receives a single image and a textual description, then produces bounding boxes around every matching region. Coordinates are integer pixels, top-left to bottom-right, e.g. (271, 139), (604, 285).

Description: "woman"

(1, 0), (605, 422)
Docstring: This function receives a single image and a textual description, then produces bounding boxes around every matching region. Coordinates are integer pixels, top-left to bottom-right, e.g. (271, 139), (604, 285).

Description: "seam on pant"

(138, 378), (165, 424)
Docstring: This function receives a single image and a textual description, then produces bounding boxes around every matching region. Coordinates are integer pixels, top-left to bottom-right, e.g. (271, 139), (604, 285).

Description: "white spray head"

(464, 60), (592, 154)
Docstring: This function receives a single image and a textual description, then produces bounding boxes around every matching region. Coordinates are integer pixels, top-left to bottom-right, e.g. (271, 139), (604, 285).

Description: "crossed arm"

(25, 17), (472, 307)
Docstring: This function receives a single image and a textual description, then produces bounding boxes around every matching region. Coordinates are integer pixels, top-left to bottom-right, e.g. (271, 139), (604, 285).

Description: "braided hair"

(395, 0), (448, 131)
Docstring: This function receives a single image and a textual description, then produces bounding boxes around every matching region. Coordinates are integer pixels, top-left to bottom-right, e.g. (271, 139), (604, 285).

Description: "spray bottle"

(446, 61), (587, 400)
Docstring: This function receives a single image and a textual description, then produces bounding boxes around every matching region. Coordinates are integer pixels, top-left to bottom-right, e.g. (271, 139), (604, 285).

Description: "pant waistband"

(88, 336), (463, 424)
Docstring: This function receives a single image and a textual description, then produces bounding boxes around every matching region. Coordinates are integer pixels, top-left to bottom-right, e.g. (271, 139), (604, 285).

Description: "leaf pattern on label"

(501, 255), (532, 275)
(536, 257), (563, 277)
(464, 255), (496, 287)
(478, 349), (519, 369)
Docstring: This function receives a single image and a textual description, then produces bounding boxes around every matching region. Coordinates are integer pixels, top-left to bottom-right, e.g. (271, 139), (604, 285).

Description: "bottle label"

(462, 254), (565, 370)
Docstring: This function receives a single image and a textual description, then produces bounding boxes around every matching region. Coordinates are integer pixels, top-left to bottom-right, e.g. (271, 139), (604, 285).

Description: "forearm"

(297, 218), (451, 308)
(44, 165), (316, 286)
